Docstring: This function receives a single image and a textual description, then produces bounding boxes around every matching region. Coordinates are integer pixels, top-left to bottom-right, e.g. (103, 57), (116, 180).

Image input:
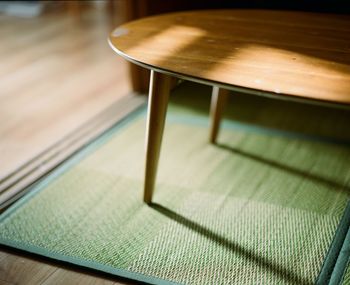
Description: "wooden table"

(109, 10), (350, 203)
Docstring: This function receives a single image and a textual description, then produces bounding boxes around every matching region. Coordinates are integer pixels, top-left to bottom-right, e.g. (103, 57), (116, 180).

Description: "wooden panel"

(109, 10), (350, 105)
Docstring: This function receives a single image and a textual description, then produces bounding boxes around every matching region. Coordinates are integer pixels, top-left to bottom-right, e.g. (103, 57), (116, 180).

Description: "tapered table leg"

(209, 86), (229, 144)
(144, 70), (172, 204)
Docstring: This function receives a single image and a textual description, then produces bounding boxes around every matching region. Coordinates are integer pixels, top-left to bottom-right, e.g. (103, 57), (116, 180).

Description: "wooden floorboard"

(0, 248), (139, 285)
(0, 5), (142, 285)
(0, 6), (131, 180)
(0, 250), (57, 285)
(0, 93), (146, 210)
(41, 269), (124, 285)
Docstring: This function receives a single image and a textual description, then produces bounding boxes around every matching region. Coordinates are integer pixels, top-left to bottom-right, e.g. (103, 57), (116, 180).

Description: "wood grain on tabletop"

(109, 10), (350, 105)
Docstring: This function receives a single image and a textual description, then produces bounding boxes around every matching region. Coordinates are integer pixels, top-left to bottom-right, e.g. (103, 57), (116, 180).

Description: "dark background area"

(143, 0), (350, 15)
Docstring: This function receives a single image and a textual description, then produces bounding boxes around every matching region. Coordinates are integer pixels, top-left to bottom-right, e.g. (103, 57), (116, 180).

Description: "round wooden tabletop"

(109, 10), (350, 105)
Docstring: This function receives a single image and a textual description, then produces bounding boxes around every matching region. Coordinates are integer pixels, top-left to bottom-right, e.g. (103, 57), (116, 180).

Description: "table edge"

(108, 38), (350, 110)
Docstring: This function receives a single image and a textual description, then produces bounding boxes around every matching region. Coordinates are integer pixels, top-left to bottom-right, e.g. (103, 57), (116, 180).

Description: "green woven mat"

(1, 83), (350, 285)
(342, 262), (350, 285)
(333, 226), (350, 285)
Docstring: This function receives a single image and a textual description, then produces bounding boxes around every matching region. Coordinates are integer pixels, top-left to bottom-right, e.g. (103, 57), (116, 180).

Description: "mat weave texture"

(1, 83), (350, 284)
(342, 263), (350, 284)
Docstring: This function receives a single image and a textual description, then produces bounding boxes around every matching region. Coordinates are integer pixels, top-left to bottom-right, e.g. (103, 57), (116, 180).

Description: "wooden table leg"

(209, 86), (229, 144)
(144, 70), (171, 204)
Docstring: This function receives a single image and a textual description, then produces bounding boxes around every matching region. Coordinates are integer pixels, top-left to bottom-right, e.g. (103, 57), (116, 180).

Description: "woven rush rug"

(1, 83), (350, 285)
(336, 230), (350, 285)
(341, 261), (350, 285)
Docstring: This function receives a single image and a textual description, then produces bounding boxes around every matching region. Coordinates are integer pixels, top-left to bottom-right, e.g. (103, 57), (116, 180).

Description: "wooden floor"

(0, 248), (136, 285)
(0, 5), (130, 180)
(0, 5), (141, 285)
